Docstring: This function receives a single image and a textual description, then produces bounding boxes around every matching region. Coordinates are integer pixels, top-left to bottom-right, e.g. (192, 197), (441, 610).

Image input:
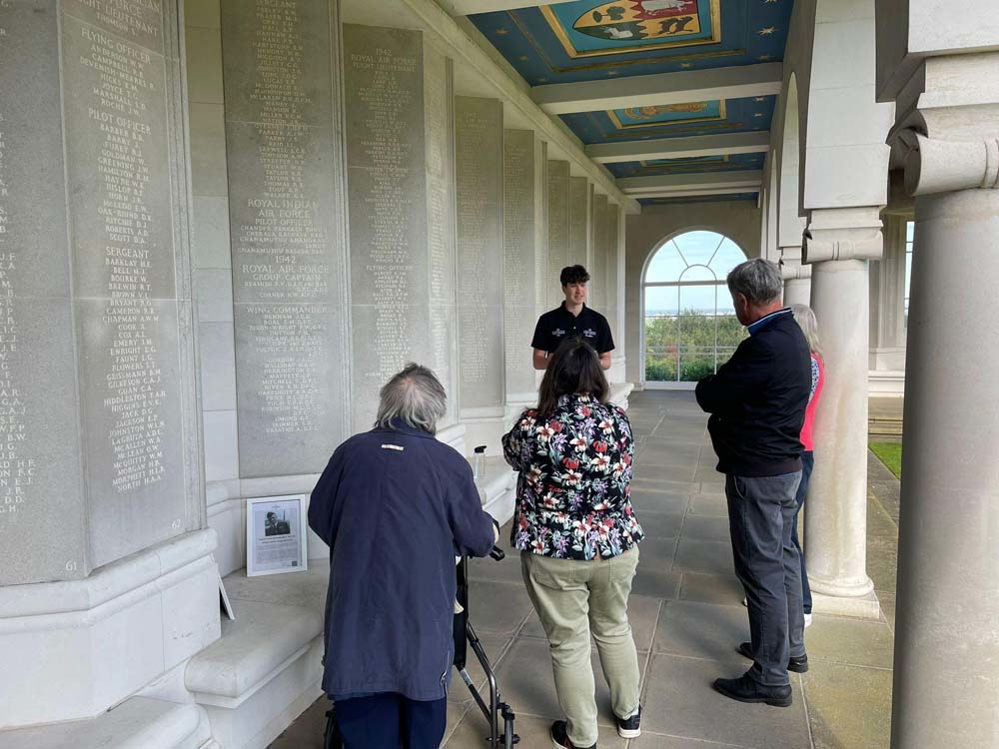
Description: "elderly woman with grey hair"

(308, 363), (498, 749)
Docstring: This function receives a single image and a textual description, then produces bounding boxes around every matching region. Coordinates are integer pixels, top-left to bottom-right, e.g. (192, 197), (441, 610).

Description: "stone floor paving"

(271, 391), (900, 749)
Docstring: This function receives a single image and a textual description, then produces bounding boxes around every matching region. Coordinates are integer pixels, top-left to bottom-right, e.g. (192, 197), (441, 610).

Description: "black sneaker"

(615, 705), (641, 738)
(550, 720), (596, 749)
(712, 672), (792, 707)
(737, 641), (809, 673)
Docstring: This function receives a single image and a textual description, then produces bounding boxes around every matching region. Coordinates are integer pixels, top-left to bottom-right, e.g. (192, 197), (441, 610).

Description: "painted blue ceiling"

(639, 192), (759, 205)
(469, 0), (793, 85)
(606, 150), (765, 178)
(563, 94), (775, 144)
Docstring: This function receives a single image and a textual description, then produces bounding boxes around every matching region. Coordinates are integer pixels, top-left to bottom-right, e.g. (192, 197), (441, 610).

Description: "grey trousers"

(726, 471), (806, 687)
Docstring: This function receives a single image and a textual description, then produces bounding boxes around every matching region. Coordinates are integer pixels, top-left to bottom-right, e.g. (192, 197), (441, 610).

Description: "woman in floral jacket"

(502, 338), (644, 749)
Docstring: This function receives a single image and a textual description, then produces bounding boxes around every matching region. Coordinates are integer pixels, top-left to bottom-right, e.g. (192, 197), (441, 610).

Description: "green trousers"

(521, 547), (641, 747)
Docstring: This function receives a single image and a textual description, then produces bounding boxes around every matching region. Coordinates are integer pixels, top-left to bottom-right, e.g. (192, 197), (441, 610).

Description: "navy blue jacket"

(695, 310), (811, 477)
(308, 421), (496, 701)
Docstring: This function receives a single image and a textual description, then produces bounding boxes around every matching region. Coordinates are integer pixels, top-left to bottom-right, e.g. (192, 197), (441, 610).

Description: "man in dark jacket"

(309, 363), (498, 748)
(695, 258), (811, 708)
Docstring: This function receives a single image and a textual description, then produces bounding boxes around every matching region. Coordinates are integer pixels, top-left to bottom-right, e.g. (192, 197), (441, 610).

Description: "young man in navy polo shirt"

(532, 265), (614, 370)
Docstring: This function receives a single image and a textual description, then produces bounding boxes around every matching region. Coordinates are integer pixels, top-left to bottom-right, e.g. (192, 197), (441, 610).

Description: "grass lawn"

(870, 441), (902, 479)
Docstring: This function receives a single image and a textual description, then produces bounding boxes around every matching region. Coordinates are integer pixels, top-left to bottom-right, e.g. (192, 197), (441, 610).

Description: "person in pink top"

(790, 304), (824, 627)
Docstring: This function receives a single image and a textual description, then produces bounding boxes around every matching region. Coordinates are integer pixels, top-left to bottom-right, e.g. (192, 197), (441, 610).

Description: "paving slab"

(678, 571), (745, 606)
(653, 601), (750, 663)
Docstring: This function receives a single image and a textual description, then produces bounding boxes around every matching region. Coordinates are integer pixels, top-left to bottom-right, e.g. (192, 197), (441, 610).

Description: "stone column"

(884, 52), (999, 749)
(801, 207), (881, 618)
(779, 245), (811, 306)
(868, 213), (907, 371)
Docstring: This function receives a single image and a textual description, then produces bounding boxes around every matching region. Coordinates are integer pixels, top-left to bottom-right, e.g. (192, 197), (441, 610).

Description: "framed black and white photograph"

(246, 494), (308, 577)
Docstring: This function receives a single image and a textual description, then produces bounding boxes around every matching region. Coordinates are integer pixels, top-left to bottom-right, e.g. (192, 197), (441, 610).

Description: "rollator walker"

(324, 545), (519, 748)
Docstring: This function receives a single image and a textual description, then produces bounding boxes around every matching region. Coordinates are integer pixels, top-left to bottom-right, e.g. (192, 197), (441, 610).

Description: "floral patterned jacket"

(501, 393), (643, 560)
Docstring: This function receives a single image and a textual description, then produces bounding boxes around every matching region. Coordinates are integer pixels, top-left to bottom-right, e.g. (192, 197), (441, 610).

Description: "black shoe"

(615, 704), (641, 738)
(712, 672), (793, 707)
(737, 641), (809, 673)
(551, 720), (596, 749)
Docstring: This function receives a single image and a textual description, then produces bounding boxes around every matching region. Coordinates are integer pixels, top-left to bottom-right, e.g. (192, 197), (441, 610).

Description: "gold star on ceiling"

(753, 113), (765, 118)
(536, 78), (547, 84)
(764, 0), (779, 4)
(758, 27), (777, 35)
(496, 27), (508, 35)
(518, 55), (529, 61)
(607, 70), (619, 76)
(754, 97), (766, 102)
(680, 62), (693, 69)
(758, 54), (772, 61)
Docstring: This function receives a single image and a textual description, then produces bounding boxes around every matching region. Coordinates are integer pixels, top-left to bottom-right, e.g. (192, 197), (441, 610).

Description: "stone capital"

(780, 260), (811, 281)
(893, 129), (999, 196)
(802, 207), (884, 265)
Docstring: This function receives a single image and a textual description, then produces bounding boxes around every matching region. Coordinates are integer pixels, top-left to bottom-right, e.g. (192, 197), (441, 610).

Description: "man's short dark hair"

(560, 265), (590, 286)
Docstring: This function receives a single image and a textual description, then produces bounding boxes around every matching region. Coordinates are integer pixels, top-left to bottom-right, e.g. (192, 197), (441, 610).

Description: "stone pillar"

(801, 207), (881, 618)
(0, 0), (217, 727)
(455, 97), (504, 449)
(779, 245), (811, 306)
(868, 213), (907, 371)
(547, 160), (570, 306)
(883, 51), (999, 749)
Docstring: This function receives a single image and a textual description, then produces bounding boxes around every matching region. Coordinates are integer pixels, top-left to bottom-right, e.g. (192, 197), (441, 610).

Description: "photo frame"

(246, 494), (309, 577)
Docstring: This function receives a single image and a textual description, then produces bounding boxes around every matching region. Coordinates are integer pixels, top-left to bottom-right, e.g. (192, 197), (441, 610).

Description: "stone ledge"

(0, 529), (217, 620)
(0, 697), (213, 749)
(187, 599), (321, 704)
(477, 455), (517, 525)
(187, 569), (327, 748)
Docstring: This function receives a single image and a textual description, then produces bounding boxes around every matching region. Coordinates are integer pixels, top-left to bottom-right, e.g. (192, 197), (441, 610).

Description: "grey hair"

(375, 363), (447, 434)
(727, 258), (783, 305)
(790, 304), (822, 356)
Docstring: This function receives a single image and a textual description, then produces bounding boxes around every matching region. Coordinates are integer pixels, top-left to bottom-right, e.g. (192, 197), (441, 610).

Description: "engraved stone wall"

(607, 203), (621, 349)
(503, 129), (538, 400)
(345, 26), (433, 433)
(590, 193), (609, 314)
(223, 0), (349, 477)
(568, 176), (589, 269)
(0, 0), (199, 582)
(456, 97), (504, 411)
(547, 160), (570, 309)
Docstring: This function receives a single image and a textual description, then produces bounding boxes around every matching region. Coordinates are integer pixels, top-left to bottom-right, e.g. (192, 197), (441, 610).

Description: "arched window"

(642, 231), (747, 386)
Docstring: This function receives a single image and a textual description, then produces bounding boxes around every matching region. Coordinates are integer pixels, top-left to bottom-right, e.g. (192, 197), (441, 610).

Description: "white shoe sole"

(617, 726), (642, 739)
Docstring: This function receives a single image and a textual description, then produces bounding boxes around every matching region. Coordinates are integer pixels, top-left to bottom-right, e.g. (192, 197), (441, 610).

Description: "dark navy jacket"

(695, 309), (811, 477)
(308, 421), (496, 701)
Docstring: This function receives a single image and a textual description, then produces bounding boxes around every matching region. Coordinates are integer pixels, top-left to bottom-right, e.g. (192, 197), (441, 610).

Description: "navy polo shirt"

(531, 303), (615, 355)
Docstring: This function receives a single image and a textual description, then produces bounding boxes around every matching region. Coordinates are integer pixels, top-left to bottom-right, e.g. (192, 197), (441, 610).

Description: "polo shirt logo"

(583, 328), (597, 338)
(553, 327), (566, 336)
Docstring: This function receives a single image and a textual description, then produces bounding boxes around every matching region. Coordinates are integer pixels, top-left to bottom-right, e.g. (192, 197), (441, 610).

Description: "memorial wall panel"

(607, 204), (621, 346)
(568, 176), (589, 268)
(456, 97), (504, 411)
(345, 26), (431, 432)
(223, 0), (349, 476)
(590, 194), (609, 314)
(547, 160), (570, 308)
(424, 47), (458, 425)
(0, 1), (87, 584)
(61, 0), (196, 568)
(503, 129), (537, 400)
